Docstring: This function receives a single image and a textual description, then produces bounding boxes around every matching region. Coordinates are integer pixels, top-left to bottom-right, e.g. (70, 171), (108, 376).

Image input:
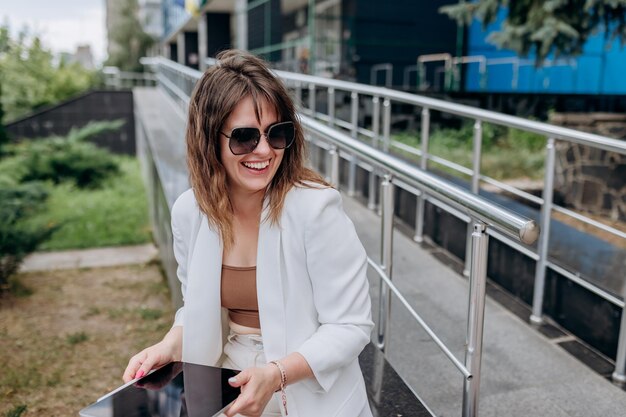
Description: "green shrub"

(6, 120), (124, 189)
(0, 182), (56, 291)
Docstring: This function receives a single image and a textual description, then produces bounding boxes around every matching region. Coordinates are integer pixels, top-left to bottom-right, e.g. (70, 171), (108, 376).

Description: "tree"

(106, 0), (155, 72)
(0, 23), (99, 121)
(440, 0), (626, 63)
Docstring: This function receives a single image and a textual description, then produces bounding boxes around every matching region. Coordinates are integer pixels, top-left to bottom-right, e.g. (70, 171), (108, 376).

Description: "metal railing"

(145, 56), (540, 417)
(414, 54), (578, 92)
(301, 115), (537, 417)
(148, 56), (626, 385)
(143, 55), (625, 411)
(261, 64), (626, 386)
(102, 66), (157, 89)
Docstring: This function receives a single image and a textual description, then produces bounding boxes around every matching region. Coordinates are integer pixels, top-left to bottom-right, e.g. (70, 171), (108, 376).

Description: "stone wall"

(550, 113), (626, 222)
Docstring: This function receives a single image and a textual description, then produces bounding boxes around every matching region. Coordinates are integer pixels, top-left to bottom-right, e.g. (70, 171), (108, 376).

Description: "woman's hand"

(224, 365), (281, 417)
(122, 326), (182, 383)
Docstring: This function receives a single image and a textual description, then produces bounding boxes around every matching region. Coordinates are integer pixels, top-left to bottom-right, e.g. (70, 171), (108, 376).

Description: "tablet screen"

(79, 362), (240, 417)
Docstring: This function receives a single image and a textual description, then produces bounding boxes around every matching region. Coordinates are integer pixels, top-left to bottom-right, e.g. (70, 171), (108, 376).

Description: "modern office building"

(158, 0), (461, 86)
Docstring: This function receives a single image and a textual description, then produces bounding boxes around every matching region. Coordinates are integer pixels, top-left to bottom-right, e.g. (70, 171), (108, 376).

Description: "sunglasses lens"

(267, 122), (295, 149)
(229, 127), (260, 155)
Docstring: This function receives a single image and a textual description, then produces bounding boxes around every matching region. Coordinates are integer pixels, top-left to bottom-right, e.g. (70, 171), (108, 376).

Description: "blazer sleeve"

(296, 187), (374, 393)
(171, 191), (193, 328)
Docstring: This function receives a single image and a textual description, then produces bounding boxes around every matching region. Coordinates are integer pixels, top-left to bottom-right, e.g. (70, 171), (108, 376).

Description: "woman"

(123, 50), (374, 417)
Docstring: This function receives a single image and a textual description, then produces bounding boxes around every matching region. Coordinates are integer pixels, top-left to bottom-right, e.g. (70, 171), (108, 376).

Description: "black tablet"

(79, 362), (240, 417)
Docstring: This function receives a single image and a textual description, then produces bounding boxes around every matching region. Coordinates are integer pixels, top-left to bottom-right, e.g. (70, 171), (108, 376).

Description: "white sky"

(1, 0), (107, 64)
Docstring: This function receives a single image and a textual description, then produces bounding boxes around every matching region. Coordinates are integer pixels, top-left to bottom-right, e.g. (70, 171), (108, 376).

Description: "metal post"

(531, 137), (556, 324)
(308, 0), (316, 74)
(329, 145), (340, 188)
(372, 96), (380, 148)
(414, 107), (430, 243)
(462, 222), (489, 417)
(295, 82), (302, 109)
(377, 174), (394, 353)
(464, 120), (482, 277)
(382, 98), (391, 152)
(328, 87), (335, 127)
(368, 96), (381, 210)
(308, 83), (316, 116)
(348, 92), (359, 196)
(613, 299), (626, 384)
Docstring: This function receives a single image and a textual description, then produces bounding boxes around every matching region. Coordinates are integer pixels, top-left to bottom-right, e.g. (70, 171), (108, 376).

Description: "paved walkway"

(341, 193), (626, 417)
(19, 244), (158, 273)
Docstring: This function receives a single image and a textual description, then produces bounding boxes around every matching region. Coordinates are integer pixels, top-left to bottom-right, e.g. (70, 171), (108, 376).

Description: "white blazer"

(170, 185), (374, 417)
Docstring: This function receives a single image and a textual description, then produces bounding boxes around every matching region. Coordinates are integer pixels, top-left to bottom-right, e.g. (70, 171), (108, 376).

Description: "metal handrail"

(301, 114), (540, 417)
(146, 56), (626, 399)
(269, 67), (626, 154)
(302, 116), (539, 245)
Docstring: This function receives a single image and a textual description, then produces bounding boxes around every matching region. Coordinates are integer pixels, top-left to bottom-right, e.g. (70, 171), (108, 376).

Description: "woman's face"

(220, 96), (285, 198)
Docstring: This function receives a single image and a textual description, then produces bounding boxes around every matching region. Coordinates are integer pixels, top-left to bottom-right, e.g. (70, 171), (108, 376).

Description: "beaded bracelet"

(269, 360), (288, 416)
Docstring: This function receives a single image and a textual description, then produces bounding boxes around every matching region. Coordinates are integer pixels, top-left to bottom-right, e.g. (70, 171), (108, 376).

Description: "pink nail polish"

(136, 370), (145, 379)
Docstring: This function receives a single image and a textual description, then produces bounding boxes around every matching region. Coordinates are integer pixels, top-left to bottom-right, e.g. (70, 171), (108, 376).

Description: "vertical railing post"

(377, 174), (394, 353)
(368, 96), (381, 210)
(462, 222), (489, 417)
(382, 98), (391, 152)
(295, 82), (302, 108)
(329, 145), (340, 188)
(308, 83), (316, 116)
(464, 120), (483, 277)
(348, 91), (359, 196)
(531, 137), (556, 324)
(327, 87), (335, 126)
(325, 87), (335, 178)
(613, 285), (626, 384)
(414, 107), (430, 243)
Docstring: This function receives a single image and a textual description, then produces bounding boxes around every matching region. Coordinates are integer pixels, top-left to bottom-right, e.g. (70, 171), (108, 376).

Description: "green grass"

(392, 123), (546, 181)
(5, 405), (27, 417)
(26, 156), (152, 250)
(66, 331), (89, 345)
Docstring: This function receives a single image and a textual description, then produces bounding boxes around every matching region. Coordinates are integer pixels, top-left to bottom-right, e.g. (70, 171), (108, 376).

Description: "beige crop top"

(220, 265), (260, 329)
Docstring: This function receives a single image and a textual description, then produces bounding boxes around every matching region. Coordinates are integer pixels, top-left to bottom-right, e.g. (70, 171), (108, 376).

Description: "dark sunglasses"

(220, 121), (296, 155)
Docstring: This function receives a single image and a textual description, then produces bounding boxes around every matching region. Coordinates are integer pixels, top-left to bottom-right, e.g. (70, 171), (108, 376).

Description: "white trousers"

(219, 331), (282, 417)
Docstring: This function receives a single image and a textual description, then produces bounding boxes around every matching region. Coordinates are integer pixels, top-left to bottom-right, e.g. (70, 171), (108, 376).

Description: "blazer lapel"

(256, 205), (287, 361)
(183, 215), (224, 366)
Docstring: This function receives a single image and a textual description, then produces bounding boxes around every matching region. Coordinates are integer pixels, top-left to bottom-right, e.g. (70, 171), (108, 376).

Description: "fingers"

(122, 351), (147, 383)
(227, 369), (249, 388)
(224, 369), (272, 417)
(135, 353), (160, 380)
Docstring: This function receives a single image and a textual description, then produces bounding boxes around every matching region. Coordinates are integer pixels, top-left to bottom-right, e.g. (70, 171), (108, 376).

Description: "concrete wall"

(6, 90), (135, 155)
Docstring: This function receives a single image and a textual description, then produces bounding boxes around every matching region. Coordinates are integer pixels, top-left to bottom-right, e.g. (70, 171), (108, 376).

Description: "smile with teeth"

(242, 160), (270, 170)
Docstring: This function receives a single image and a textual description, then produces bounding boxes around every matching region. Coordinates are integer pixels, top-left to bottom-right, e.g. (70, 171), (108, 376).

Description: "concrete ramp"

(341, 193), (626, 417)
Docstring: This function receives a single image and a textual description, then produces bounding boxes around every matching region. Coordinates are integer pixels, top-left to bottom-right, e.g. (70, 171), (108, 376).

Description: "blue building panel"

(465, 9), (626, 94)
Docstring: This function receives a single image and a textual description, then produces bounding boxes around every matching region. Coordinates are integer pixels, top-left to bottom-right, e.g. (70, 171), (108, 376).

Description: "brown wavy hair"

(185, 49), (328, 249)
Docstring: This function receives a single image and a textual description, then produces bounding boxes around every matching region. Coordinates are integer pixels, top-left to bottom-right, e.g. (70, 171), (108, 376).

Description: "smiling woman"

(123, 50), (375, 417)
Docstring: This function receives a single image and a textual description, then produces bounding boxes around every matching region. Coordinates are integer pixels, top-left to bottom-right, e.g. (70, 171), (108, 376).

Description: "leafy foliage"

(3, 120), (124, 189)
(0, 182), (56, 291)
(106, 0), (155, 72)
(0, 81), (8, 152)
(440, 0), (626, 63)
(0, 23), (99, 121)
